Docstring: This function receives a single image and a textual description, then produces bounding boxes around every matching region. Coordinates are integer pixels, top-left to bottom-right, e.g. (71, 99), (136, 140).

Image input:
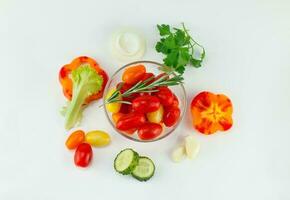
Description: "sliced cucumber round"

(132, 156), (155, 181)
(114, 148), (139, 175)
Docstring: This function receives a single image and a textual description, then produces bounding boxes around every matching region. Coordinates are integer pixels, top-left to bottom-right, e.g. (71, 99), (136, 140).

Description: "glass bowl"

(103, 61), (186, 142)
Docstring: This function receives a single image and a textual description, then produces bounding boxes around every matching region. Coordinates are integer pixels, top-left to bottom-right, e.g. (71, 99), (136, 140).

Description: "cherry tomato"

(112, 113), (136, 134)
(85, 130), (111, 147)
(147, 105), (164, 123)
(138, 123), (163, 140)
(119, 103), (133, 114)
(140, 72), (155, 85)
(112, 113), (125, 124)
(122, 65), (146, 85)
(74, 143), (93, 167)
(155, 86), (174, 106)
(171, 94), (179, 108)
(105, 88), (122, 113)
(163, 107), (181, 127)
(132, 96), (160, 113)
(116, 113), (146, 131)
(65, 130), (85, 150)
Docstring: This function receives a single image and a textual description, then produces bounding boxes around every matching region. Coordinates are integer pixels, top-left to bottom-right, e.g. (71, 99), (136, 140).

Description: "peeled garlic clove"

(184, 135), (200, 159)
(171, 146), (186, 162)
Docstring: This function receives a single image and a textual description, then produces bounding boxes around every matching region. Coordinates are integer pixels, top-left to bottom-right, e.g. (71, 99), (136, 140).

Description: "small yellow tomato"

(105, 88), (121, 113)
(85, 130), (111, 147)
(146, 105), (164, 123)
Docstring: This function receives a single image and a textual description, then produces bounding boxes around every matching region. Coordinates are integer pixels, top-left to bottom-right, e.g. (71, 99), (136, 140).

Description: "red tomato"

(122, 65), (146, 85)
(65, 130), (85, 150)
(116, 113), (146, 131)
(119, 103), (133, 114)
(138, 123), (163, 140)
(155, 86), (174, 106)
(132, 96), (160, 113)
(163, 107), (181, 127)
(74, 143), (93, 168)
(140, 73), (155, 85)
(171, 94), (179, 108)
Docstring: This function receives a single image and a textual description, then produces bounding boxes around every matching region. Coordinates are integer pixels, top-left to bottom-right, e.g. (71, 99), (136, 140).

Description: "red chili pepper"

(116, 113), (146, 131)
(132, 96), (160, 113)
(138, 123), (163, 140)
(59, 56), (108, 103)
(74, 143), (93, 168)
(191, 91), (233, 134)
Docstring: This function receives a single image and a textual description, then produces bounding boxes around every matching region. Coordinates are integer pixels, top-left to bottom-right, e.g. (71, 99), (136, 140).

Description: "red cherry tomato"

(119, 103), (133, 114)
(122, 65), (146, 85)
(116, 113), (146, 131)
(171, 94), (179, 108)
(140, 73), (155, 85)
(155, 86), (174, 106)
(132, 96), (160, 113)
(74, 143), (93, 168)
(163, 107), (181, 127)
(138, 123), (163, 140)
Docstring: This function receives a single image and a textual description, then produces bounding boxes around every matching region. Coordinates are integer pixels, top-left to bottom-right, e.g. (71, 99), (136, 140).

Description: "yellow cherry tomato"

(146, 105), (164, 123)
(85, 130), (111, 147)
(105, 88), (122, 113)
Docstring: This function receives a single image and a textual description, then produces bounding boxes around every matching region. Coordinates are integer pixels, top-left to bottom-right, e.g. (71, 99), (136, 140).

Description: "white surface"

(0, 0), (290, 199)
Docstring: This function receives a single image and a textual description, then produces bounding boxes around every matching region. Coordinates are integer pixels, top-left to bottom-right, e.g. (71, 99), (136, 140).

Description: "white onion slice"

(110, 28), (146, 62)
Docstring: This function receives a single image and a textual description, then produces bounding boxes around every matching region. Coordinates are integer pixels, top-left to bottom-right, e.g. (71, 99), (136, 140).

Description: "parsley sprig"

(155, 23), (205, 74)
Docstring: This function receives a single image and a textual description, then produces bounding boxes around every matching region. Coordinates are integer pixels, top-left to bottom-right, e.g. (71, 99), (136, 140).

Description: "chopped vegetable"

(65, 130), (85, 150)
(85, 130), (111, 147)
(110, 28), (146, 62)
(171, 146), (186, 162)
(155, 23), (205, 74)
(59, 56), (108, 103)
(191, 91), (233, 134)
(74, 143), (93, 168)
(114, 148), (139, 175)
(132, 157), (155, 181)
(184, 135), (200, 159)
(63, 65), (103, 130)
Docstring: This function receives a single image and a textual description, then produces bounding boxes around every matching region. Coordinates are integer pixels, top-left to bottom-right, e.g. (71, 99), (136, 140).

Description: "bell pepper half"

(191, 91), (233, 135)
(59, 56), (108, 103)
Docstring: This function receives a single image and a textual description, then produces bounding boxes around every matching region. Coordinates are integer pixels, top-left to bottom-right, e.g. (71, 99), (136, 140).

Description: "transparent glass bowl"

(103, 61), (186, 142)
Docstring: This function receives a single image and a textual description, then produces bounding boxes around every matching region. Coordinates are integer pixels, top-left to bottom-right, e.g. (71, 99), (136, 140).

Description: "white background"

(0, 0), (290, 199)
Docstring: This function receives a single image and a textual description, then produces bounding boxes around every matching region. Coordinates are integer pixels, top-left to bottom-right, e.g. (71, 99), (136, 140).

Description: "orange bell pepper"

(59, 56), (108, 103)
(191, 91), (233, 134)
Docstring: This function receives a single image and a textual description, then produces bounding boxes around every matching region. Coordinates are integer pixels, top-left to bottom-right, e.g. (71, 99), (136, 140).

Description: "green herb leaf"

(155, 23), (206, 74)
(157, 24), (171, 36)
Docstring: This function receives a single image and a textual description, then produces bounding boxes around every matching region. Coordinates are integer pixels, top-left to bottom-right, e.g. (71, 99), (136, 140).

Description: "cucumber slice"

(114, 148), (139, 175)
(132, 157), (155, 181)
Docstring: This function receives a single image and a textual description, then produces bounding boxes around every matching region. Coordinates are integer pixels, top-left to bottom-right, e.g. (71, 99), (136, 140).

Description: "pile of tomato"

(106, 65), (181, 140)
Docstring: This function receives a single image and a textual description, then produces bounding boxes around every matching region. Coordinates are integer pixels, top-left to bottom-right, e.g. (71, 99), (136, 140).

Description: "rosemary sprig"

(104, 73), (184, 105)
